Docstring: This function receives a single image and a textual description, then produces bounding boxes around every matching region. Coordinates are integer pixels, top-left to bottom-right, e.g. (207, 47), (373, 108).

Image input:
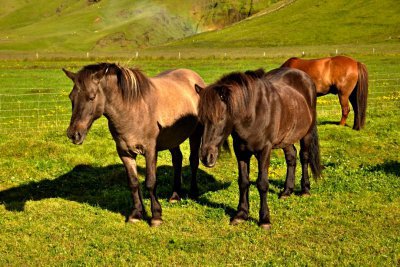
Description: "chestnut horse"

(196, 68), (322, 229)
(63, 63), (205, 227)
(281, 56), (368, 130)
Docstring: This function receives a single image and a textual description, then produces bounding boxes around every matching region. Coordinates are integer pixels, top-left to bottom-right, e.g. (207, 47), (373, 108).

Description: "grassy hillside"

(0, 0), (281, 54)
(0, 0), (194, 52)
(168, 0), (400, 49)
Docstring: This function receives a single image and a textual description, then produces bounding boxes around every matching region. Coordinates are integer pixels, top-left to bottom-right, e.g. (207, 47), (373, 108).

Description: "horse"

(281, 56), (368, 130)
(62, 63), (205, 227)
(196, 67), (322, 229)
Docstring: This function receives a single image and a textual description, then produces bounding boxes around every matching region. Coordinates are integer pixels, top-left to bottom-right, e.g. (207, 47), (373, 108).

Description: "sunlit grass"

(0, 56), (399, 265)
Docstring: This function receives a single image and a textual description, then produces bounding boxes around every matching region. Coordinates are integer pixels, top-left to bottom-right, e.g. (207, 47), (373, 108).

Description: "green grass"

(168, 0), (400, 49)
(1, 0), (399, 58)
(0, 0), (282, 55)
(0, 55), (399, 265)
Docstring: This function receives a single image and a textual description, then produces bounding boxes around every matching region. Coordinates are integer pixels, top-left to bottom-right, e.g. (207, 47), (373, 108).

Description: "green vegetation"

(0, 0), (281, 54)
(2, 0), (399, 57)
(0, 0), (399, 265)
(169, 0), (400, 49)
(0, 56), (399, 265)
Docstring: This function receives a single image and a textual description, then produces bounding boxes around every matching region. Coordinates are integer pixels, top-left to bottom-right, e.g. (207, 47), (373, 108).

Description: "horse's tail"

(309, 121), (323, 179)
(351, 62), (368, 130)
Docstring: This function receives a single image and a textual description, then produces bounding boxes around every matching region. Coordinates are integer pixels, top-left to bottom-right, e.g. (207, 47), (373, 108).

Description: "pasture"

(0, 54), (399, 265)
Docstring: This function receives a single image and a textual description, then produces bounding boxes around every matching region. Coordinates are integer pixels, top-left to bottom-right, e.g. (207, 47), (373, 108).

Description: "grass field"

(0, 54), (399, 265)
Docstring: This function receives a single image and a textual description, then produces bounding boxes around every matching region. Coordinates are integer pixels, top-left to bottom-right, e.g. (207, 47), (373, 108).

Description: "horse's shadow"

(0, 164), (231, 218)
(196, 177), (288, 223)
(369, 160), (400, 177)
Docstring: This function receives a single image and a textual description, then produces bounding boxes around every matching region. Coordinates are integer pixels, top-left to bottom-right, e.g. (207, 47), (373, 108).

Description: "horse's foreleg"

(169, 147), (183, 202)
(118, 148), (144, 223)
(338, 93), (351, 126)
(188, 125), (203, 199)
(255, 144), (272, 230)
(280, 145), (297, 198)
(231, 143), (252, 225)
(145, 147), (162, 227)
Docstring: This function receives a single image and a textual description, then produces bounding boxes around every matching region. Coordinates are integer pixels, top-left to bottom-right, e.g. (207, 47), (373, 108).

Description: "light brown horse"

(281, 56), (368, 130)
(63, 63), (205, 227)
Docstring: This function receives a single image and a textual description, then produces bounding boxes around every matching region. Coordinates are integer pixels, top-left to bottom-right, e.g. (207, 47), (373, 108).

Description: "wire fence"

(0, 74), (399, 135)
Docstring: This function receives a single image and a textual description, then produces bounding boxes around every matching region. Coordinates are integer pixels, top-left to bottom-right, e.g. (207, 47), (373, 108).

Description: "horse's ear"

(62, 68), (76, 81)
(216, 86), (229, 102)
(195, 84), (203, 94)
(93, 67), (108, 82)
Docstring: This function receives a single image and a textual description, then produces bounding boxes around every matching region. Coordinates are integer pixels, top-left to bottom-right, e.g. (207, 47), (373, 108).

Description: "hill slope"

(167, 0), (400, 49)
(0, 0), (281, 53)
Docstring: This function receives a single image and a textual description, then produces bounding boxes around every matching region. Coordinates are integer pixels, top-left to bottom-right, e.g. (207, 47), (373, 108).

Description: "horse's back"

(263, 68), (316, 147)
(281, 56), (359, 94)
(150, 69), (205, 149)
(266, 67), (317, 107)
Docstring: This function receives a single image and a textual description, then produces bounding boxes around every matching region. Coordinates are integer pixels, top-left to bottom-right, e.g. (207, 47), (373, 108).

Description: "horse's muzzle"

(67, 128), (86, 145)
(200, 147), (218, 168)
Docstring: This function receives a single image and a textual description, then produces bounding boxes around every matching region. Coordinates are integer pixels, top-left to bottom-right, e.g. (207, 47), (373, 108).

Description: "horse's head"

(196, 84), (233, 168)
(63, 66), (108, 145)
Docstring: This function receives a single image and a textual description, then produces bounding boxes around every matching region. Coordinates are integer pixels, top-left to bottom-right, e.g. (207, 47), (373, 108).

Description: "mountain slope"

(167, 0), (400, 48)
(0, 0), (282, 53)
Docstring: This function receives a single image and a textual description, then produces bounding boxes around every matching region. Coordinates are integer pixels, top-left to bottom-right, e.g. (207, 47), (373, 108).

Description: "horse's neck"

(232, 86), (269, 136)
(102, 82), (151, 132)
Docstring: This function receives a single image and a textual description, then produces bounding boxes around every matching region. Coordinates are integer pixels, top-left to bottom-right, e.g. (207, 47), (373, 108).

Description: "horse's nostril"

(207, 153), (214, 164)
(74, 132), (81, 141)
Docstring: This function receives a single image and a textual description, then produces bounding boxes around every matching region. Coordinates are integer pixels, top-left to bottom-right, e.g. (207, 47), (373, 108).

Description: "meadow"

(0, 54), (399, 265)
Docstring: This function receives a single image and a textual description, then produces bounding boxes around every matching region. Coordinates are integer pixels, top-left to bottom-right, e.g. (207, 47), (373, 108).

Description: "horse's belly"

(274, 111), (313, 148)
(156, 115), (198, 151)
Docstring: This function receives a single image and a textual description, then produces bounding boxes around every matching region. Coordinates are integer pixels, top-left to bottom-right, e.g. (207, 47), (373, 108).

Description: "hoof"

(279, 194), (290, 200)
(301, 192), (311, 197)
(259, 223), (271, 230)
(150, 219), (163, 227)
(230, 217), (246, 226)
(169, 194), (181, 203)
(279, 190), (293, 199)
(127, 217), (141, 224)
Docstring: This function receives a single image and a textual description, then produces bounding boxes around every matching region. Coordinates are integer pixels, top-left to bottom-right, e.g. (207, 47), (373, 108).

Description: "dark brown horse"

(281, 56), (368, 130)
(63, 63), (205, 227)
(196, 68), (322, 229)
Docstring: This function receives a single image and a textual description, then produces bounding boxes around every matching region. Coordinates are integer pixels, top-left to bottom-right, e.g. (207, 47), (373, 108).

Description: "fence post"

(18, 101), (21, 130)
(37, 96), (40, 130)
(55, 96), (58, 128)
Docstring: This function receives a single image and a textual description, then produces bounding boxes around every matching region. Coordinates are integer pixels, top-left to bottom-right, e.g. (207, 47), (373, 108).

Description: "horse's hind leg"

(169, 147), (183, 202)
(188, 125), (202, 199)
(300, 136), (312, 196)
(338, 91), (351, 126)
(280, 145), (297, 199)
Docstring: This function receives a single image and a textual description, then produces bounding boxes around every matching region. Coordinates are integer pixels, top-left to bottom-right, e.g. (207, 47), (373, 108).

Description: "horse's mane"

(79, 63), (152, 103)
(199, 68), (267, 123)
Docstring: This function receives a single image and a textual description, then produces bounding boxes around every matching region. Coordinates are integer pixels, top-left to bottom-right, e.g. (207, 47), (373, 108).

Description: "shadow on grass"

(317, 120), (353, 129)
(318, 120), (340, 126)
(0, 164), (230, 218)
(196, 178), (287, 224)
(369, 160), (400, 177)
